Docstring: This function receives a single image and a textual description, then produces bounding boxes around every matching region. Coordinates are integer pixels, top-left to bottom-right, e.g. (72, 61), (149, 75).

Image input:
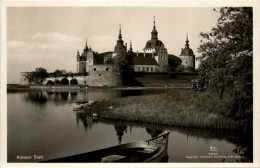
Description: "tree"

(25, 72), (36, 85)
(53, 70), (63, 78)
(175, 65), (185, 72)
(68, 71), (74, 78)
(46, 80), (54, 85)
(34, 67), (48, 85)
(70, 78), (78, 85)
(61, 78), (69, 85)
(54, 79), (60, 85)
(115, 52), (134, 74)
(105, 58), (115, 65)
(197, 7), (252, 118)
(61, 70), (68, 78)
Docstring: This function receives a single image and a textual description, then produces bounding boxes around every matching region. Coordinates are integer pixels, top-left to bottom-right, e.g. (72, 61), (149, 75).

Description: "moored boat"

(42, 132), (170, 163)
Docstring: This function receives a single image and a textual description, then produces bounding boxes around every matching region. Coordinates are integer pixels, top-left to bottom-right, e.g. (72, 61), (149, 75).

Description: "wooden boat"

(42, 132), (170, 163)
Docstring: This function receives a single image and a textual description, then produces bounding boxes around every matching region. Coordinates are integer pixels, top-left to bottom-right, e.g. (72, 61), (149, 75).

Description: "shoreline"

(7, 84), (249, 131)
(84, 89), (249, 131)
(7, 84), (191, 93)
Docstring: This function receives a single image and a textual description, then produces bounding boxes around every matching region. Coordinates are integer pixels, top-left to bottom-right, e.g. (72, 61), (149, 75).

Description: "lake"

(7, 88), (252, 162)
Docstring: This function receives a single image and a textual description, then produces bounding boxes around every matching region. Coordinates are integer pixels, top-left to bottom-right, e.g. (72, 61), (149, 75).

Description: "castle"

(20, 17), (195, 86)
(76, 17), (195, 74)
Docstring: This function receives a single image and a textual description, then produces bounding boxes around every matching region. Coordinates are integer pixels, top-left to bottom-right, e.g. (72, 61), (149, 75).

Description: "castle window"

(147, 67), (149, 71)
(151, 67), (153, 71)
(94, 68), (96, 71)
(99, 74), (101, 76)
(186, 61), (187, 64)
(118, 75), (120, 78)
(106, 68), (109, 71)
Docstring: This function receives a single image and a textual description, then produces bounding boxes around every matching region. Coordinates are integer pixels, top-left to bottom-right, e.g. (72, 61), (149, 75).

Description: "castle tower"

(158, 44), (168, 72)
(76, 50), (80, 72)
(78, 38), (89, 73)
(83, 38), (89, 52)
(86, 46), (94, 72)
(128, 40), (135, 57)
(151, 16), (158, 40)
(179, 34), (195, 72)
(113, 24), (127, 57)
(143, 16), (164, 54)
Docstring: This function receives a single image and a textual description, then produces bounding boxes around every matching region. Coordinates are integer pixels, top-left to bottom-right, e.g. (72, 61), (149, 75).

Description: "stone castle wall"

(78, 61), (86, 73)
(40, 65), (121, 87)
(180, 55), (195, 69)
(20, 72), (31, 85)
(158, 48), (168, 71)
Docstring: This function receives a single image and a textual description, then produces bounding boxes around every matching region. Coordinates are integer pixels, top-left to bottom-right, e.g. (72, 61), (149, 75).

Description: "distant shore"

(8, 73), (197, 92)
(7, 84), (191, 93)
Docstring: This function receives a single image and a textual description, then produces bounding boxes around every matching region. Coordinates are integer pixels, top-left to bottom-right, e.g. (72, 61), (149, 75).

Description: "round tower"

(179, 34), (195, 71)
(113, 24), (127, 57)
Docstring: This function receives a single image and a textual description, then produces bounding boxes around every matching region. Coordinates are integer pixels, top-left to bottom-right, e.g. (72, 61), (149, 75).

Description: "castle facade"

(76, 17), (193, 74)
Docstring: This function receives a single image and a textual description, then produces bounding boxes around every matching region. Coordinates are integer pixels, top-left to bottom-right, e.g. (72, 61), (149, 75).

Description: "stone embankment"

(29, 86), (86, 90)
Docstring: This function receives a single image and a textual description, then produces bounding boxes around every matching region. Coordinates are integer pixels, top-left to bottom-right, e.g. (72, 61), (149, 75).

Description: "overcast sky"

(7, 7), (220, 84)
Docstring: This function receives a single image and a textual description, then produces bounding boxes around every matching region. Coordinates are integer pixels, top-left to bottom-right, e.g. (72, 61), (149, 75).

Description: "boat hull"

(42, 132), (169, 163)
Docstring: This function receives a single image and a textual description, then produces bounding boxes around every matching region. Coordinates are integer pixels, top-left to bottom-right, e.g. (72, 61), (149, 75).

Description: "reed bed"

(87, 89), (247, 130)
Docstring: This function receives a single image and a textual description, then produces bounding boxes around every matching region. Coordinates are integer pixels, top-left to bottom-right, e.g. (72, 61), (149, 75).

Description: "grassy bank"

(7, 84), (32, 92)
(87, 89), (247, 130)
(129, 73), (197, 87)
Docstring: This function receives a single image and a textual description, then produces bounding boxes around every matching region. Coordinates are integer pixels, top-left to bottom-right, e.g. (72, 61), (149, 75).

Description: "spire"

(185, 33), (189, 48)
(84, 38), (89, 52)
(118, 24), (122, 40)
(153, 16), (156, 30)
(129, 40), (133, 51)
(77, 50), (80, 61)
(151, 16), (158, 40)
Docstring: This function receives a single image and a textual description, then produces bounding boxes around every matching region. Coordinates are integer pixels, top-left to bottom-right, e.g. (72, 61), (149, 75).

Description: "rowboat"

(42, 132), (170, 163)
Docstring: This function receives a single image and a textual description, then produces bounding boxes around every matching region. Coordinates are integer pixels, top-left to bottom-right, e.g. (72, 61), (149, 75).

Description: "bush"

(46, 80), (54, 85)
(54, 79), (60, 85)
(61, 78), (69, 85)
(70, 78), (78, 85)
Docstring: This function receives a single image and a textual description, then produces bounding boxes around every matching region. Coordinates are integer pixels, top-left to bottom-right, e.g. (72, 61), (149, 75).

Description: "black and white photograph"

(1, 1), (259, 167)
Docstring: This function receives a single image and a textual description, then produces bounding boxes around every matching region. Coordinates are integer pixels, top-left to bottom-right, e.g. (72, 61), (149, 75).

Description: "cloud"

(7, 32), (83, 83)
(8, 32), (82, 56)
(89, 35), (115, 52)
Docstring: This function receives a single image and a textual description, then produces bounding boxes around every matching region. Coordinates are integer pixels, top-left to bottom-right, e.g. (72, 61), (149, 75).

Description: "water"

(7, 89), (252, 162)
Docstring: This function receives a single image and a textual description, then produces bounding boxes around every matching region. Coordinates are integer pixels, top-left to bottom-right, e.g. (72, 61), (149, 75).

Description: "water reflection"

(8, 90), (253, 162)
(145, 127), (163, 138)
(79, 114), (252, 162)
(114, 124), (127, 144)
(24, 89), (165, 105)
(76, 113), (96, 135)
(25, 92), (47, 105)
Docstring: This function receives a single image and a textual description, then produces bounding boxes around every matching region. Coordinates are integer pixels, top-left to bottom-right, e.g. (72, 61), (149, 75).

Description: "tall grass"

(87, 89), (246, 130)
(132, 75), (197, 87)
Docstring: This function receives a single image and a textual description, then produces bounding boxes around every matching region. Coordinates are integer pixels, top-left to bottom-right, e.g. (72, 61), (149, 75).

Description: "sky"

(7, 7), (220, 84)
